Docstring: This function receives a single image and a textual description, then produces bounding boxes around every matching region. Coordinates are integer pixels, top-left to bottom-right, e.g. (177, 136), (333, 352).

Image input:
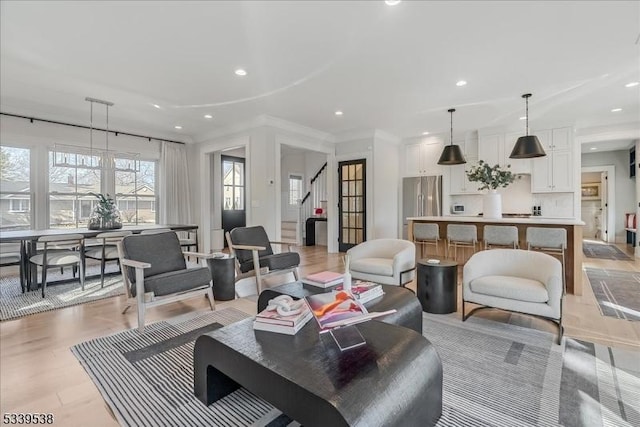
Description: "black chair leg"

(100, 258), (106, 288)
(41, 266), (47, 298)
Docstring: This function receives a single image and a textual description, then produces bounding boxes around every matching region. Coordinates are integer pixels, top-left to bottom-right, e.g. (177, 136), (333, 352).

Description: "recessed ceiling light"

(611, 108), (622, 112)
(590, 147), (597, 150)
(519, 116), (527, 120)
(385, 0), (401, 5)
(234, 68), (247, 76)
(204, 114), (213, 119)
(335, 111), (343, 116)
(625, 82), (639, 88)
(456, 80), (467, 87)
(153, 104), (161, 109)
(422, 131), (430, 135)
(174, 125), (183, 130)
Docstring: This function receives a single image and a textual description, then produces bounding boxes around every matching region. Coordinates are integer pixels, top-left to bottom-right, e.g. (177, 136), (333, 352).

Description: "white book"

(253, 311), (312, 335)
(301, 277), (344, 288)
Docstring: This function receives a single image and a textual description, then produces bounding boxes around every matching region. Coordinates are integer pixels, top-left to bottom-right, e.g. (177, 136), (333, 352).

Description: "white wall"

(373, 135), (400, 238)
(582, 150), (635, 243)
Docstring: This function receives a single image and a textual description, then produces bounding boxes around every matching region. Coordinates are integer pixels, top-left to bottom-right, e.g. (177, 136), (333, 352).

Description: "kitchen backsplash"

(450, 175), (575, 217)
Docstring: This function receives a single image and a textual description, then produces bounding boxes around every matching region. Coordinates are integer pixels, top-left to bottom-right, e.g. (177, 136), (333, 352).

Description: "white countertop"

(407, 215), (585, 225)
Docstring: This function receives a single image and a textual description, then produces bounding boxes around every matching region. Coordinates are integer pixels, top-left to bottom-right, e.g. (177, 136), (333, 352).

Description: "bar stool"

(413, 223), (440, 258)
(526, 227), (567, 293)
(483, 225), (519, 249)
(446, 224), (477, 262)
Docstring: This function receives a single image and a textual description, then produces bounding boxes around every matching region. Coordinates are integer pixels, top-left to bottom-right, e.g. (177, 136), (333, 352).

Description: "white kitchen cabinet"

(479, 132), (531, 174)
(404, 140), (444, 176)
(478, 134), (502, 168)
(450, 156), (481, 194)
(531, 127), (573, 193)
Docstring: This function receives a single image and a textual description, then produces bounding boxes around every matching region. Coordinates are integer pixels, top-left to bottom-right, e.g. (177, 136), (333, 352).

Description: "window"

(222, 157), (244, 210)
(1, 146), (32, 231)
(115, 158), (157, 225)
(9, 198), (31, 212)
(289, 174), (303, 206)
(48, 150), (101, 228)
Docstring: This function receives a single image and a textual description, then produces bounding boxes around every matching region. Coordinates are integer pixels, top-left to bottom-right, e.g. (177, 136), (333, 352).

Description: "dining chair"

(85, 231), (132, 288)
(29, 234), (85, 298)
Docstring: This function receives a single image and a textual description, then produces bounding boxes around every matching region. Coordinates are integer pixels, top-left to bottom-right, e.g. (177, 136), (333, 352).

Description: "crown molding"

(195, 115), (335, 144)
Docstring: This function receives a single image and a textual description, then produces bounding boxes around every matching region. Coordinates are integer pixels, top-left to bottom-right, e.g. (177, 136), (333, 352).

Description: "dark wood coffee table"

(194, 317), (443, 427)
(257, 282), (424, 334)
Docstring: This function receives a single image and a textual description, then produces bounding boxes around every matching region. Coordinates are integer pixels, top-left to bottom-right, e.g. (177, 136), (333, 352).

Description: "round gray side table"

(417, 258), (458, 314)
(207, 255), (236, 301)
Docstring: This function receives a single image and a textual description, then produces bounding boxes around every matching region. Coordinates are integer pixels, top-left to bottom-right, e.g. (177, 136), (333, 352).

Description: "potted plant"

(88, 193), (123, 230)
(466, 160), (520, 218)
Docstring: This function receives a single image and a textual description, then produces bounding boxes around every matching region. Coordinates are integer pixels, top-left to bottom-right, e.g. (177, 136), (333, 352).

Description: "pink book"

(305, 271), (343, 284)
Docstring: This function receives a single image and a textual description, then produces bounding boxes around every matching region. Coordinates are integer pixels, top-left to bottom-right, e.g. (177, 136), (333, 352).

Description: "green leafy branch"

(466, 160), (519, 191)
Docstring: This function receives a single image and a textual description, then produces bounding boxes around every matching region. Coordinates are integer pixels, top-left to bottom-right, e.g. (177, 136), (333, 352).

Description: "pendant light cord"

(525, 96), (529, 136)
(448, 108), (455, 146)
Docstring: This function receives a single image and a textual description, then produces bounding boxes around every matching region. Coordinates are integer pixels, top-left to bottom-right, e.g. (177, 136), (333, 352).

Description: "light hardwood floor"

(1, 243), (638, 425)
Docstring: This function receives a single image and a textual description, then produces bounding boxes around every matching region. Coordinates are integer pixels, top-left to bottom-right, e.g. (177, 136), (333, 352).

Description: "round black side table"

(207, 255), (236, 301)
(417, 258), (458, 314)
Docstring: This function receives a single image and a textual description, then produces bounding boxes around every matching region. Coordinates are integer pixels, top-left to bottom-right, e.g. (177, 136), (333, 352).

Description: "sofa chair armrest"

(269, 241), (294, 252)
(121, 258), (152, 307)
(393, 246), (416, 285)
(121, 258), (151, 269)
(231, 244), (267, 251)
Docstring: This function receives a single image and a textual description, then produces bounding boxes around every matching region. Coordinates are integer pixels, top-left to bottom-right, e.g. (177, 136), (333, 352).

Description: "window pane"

(234, 187), (244, 210)
(223, 161), (233, 185)
(223, 186), (234, 210)
(1, 146), (32, 230)
(234, 163), (244, 186)
(115, 158), (156, 225)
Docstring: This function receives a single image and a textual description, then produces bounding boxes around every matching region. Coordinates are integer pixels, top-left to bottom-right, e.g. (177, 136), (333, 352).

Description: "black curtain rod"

(0, 112), (186, 145)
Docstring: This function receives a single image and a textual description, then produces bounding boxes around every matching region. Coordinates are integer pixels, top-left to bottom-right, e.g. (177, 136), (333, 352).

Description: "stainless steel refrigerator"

(402, 176), (442, 239)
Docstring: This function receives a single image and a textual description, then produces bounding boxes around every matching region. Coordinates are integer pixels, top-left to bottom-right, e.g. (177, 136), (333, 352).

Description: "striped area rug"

(583, 242), (632, 261)
(585, 268), (640, 321)
(0, 263), (124, 321)
(72, 308), (640, 427)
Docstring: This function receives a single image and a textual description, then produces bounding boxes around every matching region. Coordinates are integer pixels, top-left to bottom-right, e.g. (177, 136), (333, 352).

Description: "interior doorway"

(221, 155), (246, 244)
(581, 166), (615, 243)
(338, 159), (366, 252)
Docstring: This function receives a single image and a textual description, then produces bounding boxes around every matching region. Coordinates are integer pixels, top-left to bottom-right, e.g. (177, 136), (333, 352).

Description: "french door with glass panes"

(338, 159), (366, 252)
(221, 156), (246, 243)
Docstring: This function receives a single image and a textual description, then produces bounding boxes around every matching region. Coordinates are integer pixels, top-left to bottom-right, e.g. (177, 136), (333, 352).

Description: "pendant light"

(437, 108), (466, 165)
(509, 93), (546, 158)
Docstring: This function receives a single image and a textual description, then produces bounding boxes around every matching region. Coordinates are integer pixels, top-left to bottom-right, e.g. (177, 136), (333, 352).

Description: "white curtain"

(159, 141), (192, 224)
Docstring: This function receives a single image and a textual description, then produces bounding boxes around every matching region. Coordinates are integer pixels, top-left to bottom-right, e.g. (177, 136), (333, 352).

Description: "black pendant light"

(510, 93), (546, 159)
(437, 108), (466, 165)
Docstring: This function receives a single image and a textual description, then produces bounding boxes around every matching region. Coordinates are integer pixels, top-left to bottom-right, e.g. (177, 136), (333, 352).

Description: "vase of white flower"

(466, 160), (519, 219)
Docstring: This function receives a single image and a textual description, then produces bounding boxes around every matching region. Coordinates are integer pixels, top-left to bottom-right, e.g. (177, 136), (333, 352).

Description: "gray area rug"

(585, 268), (640, 321)
(583, 242), (632, 261)
(0, 263), (124, 321)
(72, 308), (640, 427)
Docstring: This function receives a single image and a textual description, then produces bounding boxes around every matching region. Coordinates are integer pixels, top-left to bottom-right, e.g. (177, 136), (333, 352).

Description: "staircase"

(281, 221), (298, 244)
(299, 163), (328, 245)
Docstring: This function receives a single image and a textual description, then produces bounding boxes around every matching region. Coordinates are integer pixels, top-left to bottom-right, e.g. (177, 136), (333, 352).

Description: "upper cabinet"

(450, 136), (481, 195)
(403, 138), (444, 176)
(478, 132), (532, 174)
(530, 127), (573, 193)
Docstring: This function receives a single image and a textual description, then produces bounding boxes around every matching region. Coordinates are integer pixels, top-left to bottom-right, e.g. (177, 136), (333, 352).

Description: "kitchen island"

(407, 216), (585, 295)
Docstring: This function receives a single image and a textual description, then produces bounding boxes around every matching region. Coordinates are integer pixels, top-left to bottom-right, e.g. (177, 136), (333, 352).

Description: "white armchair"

(346, 239), (416, 287)
(463, 249), (563, 344)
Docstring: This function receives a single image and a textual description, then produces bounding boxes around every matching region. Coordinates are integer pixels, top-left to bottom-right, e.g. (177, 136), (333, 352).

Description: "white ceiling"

(1, 1), (639, 146)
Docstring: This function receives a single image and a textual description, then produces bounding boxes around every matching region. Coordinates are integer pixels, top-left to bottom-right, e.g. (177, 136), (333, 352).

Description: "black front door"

(338, 159), (366, 252)
(221, 155), (246, 244)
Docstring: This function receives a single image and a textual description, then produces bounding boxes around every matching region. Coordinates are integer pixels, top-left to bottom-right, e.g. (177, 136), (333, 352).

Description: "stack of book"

(335, 281), (383, 304)
(300, 271), (344, 288)
(253, 303), (313, 335)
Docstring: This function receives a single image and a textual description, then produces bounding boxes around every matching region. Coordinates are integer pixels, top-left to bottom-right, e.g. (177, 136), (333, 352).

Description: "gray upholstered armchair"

(463, 249), (563, 344)
(119, 231), (215, 331)
(346, 239), (416, 287)
(226, 226), (300, 294)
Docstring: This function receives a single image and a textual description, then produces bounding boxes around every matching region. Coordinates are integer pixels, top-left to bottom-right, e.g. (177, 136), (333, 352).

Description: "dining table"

(0, 224), (198, 293)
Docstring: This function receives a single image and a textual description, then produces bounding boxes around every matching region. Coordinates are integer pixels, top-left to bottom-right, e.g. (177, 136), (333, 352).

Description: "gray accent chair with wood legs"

(119, 231), (215, 332)
(462, 249), (564, 344)
(226, 226), (300, 294)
